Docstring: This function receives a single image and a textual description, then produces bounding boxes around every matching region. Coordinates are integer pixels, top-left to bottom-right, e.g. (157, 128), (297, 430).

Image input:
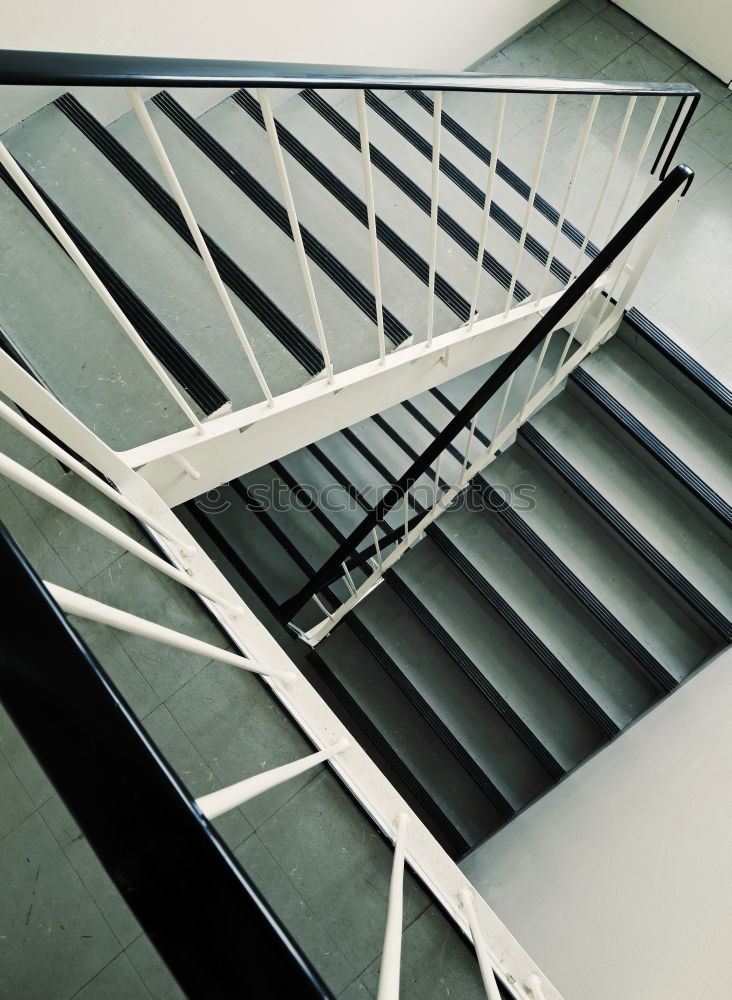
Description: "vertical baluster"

(459, 890), (503, 1000)
(313, 594), (335, 622)
(504, 95), (557, 315)
(553, 95), (639, 380)
(403, 495), (410, 542)
(534, 95), (600, 303)
(459, 415), (478, 485)
(342, 561), (358, 596)
(519, 329), (552, 422)
(126, 88), (275, 407)
(604, 96), (666, 243)
(426, 91), (442, 348)
(372, 527), (384, 571)
(567, 95), (637, 283)
(258, 88), (335, 383)
(356, 91), (386, 364)
(492, 373), (515, 442)
(433, 451), (443, 503)
(377, 813), (409, 1000)
(468, 94), (507, 331)
(0, 138), (204, 433)
(584, 178), (680, 354)
(518, 96), (602, 420)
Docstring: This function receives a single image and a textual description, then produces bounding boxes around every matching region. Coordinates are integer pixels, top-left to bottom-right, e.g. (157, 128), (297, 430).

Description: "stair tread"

(530, 387), (732, 623)
(6, 102), (305, 412)
(488, 443), (718, 676)
(580, 336), (732, 509)
(317, 621), (504, 846)
(353, 581), (552, 808)
(275, 92), (477, 330)
(394, 536), (605, 772)
(109, 99), (379, 376)
(0, 175), (189, 450)
(222, 91), (428, 343)
(435, 499), (659, 727)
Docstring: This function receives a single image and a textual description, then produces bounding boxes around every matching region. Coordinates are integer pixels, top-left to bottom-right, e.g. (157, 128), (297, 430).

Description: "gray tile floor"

(470, 0), (732, 387)
(1, 3), (731, 998)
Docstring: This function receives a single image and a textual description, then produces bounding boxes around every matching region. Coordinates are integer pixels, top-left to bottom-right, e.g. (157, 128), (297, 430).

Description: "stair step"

(7, 99), (308, 413)
(227, 89), (424, 345)
(313, 622), (503, 852)
(527, 387), (732, 637)
(391, 537), (606, 774)
(0, 166), (189, 450)
(109, 96), (381, 379)
(352, 583), (552, 812)
(574, 336), (732, 529)
(487, 442), (719, 680)
(620, 313), (732, 426)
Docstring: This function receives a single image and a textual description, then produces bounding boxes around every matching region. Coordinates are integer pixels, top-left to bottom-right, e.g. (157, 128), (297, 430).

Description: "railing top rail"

(0, 49), (701, 98)
(0, 520), (331, 999)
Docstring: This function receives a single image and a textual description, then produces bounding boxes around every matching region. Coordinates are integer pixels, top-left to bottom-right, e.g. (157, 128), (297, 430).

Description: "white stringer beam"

(125, 270), (621, 507)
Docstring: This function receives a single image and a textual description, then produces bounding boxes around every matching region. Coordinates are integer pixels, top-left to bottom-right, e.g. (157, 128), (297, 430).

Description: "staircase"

(187, 314), (731, 856)
(0, 49), (727, 1000)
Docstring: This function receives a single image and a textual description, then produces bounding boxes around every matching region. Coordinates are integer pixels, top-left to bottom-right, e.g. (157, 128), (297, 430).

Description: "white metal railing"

(291, 165), (684, 644)
(0, 349), (556, 1000)
(0, 65), (699, 507)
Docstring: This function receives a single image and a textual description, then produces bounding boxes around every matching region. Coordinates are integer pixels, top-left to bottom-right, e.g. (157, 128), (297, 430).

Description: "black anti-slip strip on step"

(153, 92), (412, 349)
(270, 460), (347, 546)
(521, 423), (731, 641)
(55, 93), (323, 377)
(340, 422), (595, 760)
(0, 161), (225, 416)
(429, 387), (493, 450)
(373, 409), (619, 737)
(307, 648), (470, 857)
(364, 90), (571, 285)
(571, 367), (732, 530)
(229, 473), (479, 847)
(300, 90), (531, 304)
(385, 570), (564, 780)
(372, 402), (675, 692)
(480, 481), (677, 693)
(233, 89), (471, 323)
(186, 499), (284, 619)
(346, 615), (515, 819)
(408, 90), (601, 261)
(625, 307), (732, 416)
(274, 455), (518, 814)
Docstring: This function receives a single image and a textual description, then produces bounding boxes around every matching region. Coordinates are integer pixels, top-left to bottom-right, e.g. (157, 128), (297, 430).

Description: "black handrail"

(280, 163), (695, 623)
(0, 521), (332, 1000)
(0, 49), (700, 95)
(0, 49), (698, 182)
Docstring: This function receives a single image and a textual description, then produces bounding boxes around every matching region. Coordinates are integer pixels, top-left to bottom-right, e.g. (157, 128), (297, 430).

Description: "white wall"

(1, 0), (556, 69)
(616, 0), (732, 82)
(461, 650), (732, 1000)
(0, 0), (560, 133)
